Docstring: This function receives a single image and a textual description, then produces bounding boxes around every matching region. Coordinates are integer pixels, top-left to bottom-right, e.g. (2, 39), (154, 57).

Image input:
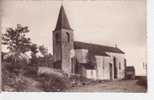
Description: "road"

(66, 80), (146, 92)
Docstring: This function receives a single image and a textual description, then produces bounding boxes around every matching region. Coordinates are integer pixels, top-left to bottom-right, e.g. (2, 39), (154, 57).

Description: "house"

(52, 5), (126, 80)
(125, 66), (135, 80)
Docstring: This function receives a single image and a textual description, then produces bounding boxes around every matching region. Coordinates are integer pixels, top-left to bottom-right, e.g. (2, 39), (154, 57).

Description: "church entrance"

(71, 58), (75, 74)
(113, 57), (117, 79)
(109, 63), (113, 80)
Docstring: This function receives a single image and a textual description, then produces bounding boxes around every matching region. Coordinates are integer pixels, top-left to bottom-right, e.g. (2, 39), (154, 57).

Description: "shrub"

(37, 74), (71, 92)
(23, 66), (38, 78)
(2, 61), (34, 91)
(2, 64), (28, 91)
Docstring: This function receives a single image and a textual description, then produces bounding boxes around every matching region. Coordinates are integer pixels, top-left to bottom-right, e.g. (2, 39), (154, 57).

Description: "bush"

(23, 66), (38, 78)
(2, 65), (28, 91)
(37, 74), (71, 92)
(2, 62), (36, 91)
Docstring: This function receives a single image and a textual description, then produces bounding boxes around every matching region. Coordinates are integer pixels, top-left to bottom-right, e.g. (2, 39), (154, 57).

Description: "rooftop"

(74, 41), (125, 55)
(54, 5), (72, 31)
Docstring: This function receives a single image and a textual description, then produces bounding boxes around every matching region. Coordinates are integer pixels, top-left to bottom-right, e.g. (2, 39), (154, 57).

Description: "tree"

(2, 24), (31, 53)
(38, 45), (51, 67)
(39, 45), (48, 57)
(2, 24), (32, 73)
(30, 43), (39, 66)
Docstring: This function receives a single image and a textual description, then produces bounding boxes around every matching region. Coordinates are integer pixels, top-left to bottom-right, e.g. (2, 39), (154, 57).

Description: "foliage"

(2, 24), (32, 72)
(30, 43), (39, 66)
(2, 24), (31, 53)
(37, 74), (71, 92)
(2, 25), (34, 91)
(39, 45), (48, 57)
(1, 25), (42, 74)
(2, 24), (53, 67)
(2, 62), (28, 91)
(3, 52), (30, 75)
(2, 24), (58, 92)
(30, 43), (38, 54)
(38, 45), (53, 67)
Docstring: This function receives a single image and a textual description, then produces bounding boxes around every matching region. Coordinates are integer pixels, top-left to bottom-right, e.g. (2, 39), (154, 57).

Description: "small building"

(125, 66), (135, 80)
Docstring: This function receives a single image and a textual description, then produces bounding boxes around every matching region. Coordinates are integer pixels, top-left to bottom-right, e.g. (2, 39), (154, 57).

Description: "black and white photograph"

(1, 0), (147, 92)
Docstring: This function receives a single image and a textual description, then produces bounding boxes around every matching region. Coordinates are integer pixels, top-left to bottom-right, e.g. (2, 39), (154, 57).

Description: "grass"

(2, 62), (72, 92)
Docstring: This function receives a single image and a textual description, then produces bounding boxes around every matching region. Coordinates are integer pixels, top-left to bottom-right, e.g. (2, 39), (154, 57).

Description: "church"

(53, 5), (126, 80)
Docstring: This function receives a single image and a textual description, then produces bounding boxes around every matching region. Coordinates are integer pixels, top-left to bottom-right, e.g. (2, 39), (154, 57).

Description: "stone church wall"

(74, 50), (125, 80)
(61, 29), (74, 75)
(106, 52), (126, 80)
(95, 55), (110, 80)
(81, 67), (97, 80)
(75, 49), (88, 63)
(86, 69), (97, 80)
(53, 29), (74, 75)
(53, 30), (62, 62)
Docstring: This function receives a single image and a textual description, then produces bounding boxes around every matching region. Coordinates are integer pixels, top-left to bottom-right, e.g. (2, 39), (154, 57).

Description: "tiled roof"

(54, 5), (72, 31)
(74, 41), (125, 55)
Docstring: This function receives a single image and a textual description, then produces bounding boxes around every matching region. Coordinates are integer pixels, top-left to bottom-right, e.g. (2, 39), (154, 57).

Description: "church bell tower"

(53, 5), (74, 75)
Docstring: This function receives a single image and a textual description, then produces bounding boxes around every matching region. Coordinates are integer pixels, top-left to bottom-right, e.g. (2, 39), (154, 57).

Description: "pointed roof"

(54, 5), (72, 31)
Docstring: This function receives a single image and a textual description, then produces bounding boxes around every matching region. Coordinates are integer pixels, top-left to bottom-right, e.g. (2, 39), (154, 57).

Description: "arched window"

(66, 32), (70, 42)
(55, 33), (59, 43)
(124, 59), (127, 67)
(119, 62), (121, 70)
(113, 57), (117, 79)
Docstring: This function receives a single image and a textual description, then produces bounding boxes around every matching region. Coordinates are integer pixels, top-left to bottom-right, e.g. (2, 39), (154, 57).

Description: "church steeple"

(54, 5), (72, 31)
(53, 4), (74, 75)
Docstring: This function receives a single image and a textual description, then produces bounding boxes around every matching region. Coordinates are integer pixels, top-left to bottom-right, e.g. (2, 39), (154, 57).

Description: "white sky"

(1, 0), (147, 75)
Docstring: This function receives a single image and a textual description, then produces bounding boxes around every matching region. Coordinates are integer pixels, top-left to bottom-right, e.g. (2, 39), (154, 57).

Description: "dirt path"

(66, 80), (146, 92)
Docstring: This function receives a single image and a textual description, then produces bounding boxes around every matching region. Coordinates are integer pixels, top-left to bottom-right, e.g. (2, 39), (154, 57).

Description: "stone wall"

(53, 29), (74, 75)
(74, 50), (126, 80)
(106, 52), (126, 80)
(95, 55), (111, 80)
(75, 49), (88, 63)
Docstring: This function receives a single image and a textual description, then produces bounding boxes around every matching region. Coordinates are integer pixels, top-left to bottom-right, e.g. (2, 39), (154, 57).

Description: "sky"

(1, 0), (147, 75)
